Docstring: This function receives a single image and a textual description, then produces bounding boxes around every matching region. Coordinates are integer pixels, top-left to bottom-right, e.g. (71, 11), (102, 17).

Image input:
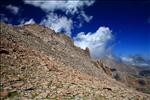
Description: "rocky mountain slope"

(0, 23), (150, 99)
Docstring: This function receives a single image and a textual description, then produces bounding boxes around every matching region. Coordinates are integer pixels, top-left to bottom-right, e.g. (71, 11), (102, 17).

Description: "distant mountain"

(0, 23), (149, 99)
(120, 55), (150, 67)
(99, 58), (150, 94)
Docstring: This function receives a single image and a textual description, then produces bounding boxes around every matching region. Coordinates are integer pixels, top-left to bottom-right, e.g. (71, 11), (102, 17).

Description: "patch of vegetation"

(8, 91), (20, 98)
(136, 88), (150, 94)
(0, 64), (6, 68)
(31, 93), (39, 99)
(0, 83), (3, 92)
(46, 95), (51, 99)
(62, 96), (75, 100)
(95, 95), (107, 100)
(47, 81), (52, 88)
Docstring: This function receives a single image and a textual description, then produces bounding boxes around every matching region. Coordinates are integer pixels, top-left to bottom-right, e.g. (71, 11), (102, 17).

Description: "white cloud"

(6, 5), (19, 15)
(24, 0), (95, 33)
(121, 56), (134, 63)
(19, 19), (36, 25)
(24, 19), (36, 25)
(74, 27), (113, 58)
(24, 0), (95, 14)
(40, 13), (73, 36)
(79, 11), (93, 23)
(76, 11), (93, 28)
(121, 56), (150, 66)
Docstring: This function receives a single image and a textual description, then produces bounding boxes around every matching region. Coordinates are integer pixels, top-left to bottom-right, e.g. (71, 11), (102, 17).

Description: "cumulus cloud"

(40, 13), (73, 36)
(74, 27), (113, 59)
(24, 0), (95, 36)
(121, 56), (134, 64)
(6, 5), (19, 15)
(24, 0), (95, 14)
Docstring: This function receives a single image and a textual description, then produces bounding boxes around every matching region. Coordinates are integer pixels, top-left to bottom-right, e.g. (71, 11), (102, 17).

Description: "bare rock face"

(0, 23), (149, 99)
(84, 47), (90, 57)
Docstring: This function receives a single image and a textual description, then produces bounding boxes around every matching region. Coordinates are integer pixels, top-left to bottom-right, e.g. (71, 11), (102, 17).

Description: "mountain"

(0, 23), (149, 99)
(99, 59), (150, 94)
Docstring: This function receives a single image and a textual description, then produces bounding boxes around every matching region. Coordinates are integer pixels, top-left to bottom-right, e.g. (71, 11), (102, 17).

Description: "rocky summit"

(0, 23), (150, 100)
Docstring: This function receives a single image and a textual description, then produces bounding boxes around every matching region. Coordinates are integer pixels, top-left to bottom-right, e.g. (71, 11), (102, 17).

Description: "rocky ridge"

(0, 23), (150, 99)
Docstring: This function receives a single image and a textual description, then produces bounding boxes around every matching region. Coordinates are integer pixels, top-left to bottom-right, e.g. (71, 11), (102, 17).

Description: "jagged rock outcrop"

(0, 23), (150, 99)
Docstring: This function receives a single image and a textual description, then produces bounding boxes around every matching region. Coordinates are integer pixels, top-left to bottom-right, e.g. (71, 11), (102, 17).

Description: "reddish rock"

(0, 90), (9, 97)
(12, 82), (24, 89)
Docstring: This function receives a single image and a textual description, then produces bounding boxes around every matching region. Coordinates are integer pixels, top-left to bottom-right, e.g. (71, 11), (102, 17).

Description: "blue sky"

(0, 0), (150, 65)
(76, 0), (150, 58)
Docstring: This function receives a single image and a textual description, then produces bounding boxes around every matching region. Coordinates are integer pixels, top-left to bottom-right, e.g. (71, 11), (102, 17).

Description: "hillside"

(0, 23), (150, 99)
